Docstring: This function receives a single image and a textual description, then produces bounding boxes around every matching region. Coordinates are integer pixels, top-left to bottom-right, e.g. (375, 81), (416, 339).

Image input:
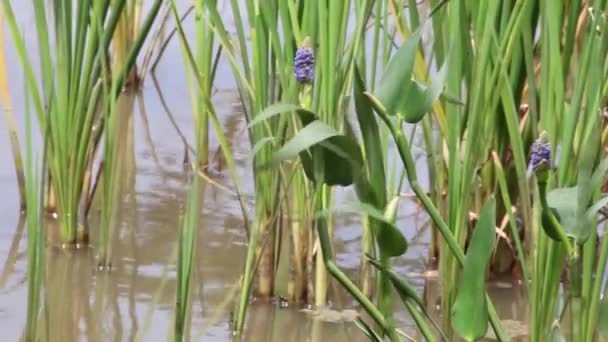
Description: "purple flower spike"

(294, 46), (314, 84)
(529, 133), (551, 171)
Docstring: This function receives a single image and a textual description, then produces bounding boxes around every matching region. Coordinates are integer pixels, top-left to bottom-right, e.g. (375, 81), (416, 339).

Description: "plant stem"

(372, 104), (509, 341)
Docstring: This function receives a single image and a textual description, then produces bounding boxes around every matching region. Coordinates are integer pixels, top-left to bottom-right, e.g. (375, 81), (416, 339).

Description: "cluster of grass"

(2, 0), (161, 260)
(244, 0), (608, 341)
(4, 0), (608, 341)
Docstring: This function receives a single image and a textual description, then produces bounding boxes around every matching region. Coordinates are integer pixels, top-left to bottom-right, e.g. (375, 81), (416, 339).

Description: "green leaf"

(270, 114), (364, 186)
(354, 65), (387, 206)
(546, 186), (605, 244)
(379, 196), (407, 257)
(248, 103), (317, 127)
(546, 187), (580, 240)
(374, 29), (421, 116)
(271, 120), (339, 164)
(298, 134), (364, 187)
(398, 58), (448, 123)
(452, 197), (496, 342)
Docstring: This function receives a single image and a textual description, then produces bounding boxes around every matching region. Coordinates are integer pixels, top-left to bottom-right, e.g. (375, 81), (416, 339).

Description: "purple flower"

(294, 47), (315, 83)
(529, 139), (551, 171)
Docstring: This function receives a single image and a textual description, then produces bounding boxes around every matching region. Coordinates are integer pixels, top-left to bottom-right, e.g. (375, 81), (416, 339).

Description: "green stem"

(404, 299), (437, 342)
(316, 211), (397, 340)
(370, 102), (509, 341)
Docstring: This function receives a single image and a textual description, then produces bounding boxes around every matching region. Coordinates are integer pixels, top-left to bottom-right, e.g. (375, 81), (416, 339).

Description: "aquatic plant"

(2, 0), (162, 250)
(4, 0), (608, 340)
(22, 72), (47, 341)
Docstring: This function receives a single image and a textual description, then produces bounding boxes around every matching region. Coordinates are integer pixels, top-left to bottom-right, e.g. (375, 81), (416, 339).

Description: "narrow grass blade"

(174, 174), (203, 340)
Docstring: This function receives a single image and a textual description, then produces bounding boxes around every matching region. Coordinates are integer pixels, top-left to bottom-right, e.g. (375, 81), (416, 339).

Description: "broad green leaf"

(271, 120), (339, 164)
(546, 187), (580, 240)
(299, 135), (363, 186)
(270, 113), (364, 186)
(353, 175), (380, 209)
(398, 59), (448, 123)
(354, 65), (386, 207)
(374, 29), (421, 116)
(316, 201), (407, 257)
(248, 103), (317, 127)
(546, 186), (606, 244)
(452, 197), (496, 342)
(378, 197), (407, 257)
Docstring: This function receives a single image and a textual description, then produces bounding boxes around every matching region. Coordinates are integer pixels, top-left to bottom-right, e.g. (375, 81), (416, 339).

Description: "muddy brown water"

(0, 3), (528, 341)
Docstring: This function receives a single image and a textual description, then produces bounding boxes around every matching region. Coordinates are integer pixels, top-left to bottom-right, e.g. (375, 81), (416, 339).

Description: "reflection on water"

(0, 91), (532, 341)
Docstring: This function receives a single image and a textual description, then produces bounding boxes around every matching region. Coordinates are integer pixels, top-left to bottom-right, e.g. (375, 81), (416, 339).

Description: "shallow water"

(0, 3), (530, 341)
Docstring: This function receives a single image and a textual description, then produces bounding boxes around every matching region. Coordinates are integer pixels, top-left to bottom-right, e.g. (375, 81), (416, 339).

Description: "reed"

(204, 0), (308, 331)
(170, 1), (250, 338)
(5, 0), (608, 341)
(371, 1), (608, 340)
(174, 172), (203, 341)
(2, 0), (161, 248)
(23, 77), (47, 341)
(207, 1), (387, 332)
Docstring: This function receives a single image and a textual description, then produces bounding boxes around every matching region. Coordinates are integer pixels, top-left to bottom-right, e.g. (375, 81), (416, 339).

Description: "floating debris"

(300, 308), (359, 323)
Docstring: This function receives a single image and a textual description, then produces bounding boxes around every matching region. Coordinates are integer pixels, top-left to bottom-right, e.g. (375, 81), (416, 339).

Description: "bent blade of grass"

(373, 26), (421, 117)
